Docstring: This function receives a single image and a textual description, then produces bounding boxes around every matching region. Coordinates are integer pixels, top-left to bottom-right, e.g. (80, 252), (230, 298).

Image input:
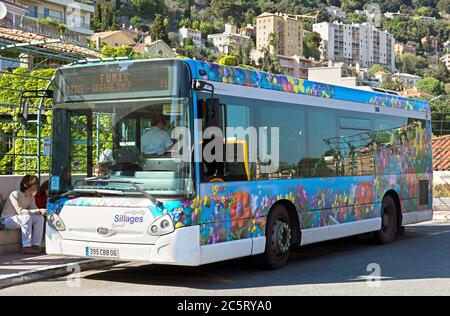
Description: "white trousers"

(3, 215), (45, 247)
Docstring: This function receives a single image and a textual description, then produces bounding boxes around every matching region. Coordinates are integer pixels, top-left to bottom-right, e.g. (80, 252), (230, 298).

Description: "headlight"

(147, 215), (174, 236)
(48, 213), (66, 231)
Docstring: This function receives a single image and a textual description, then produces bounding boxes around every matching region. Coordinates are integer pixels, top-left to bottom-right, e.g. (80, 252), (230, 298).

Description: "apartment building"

(179, 26), (202, 48)
(313, 22), (395, 72)
(207, 24), (251, 54)
(395, 43), (417, 56)
(21, 0), (94, 35)
(256, 12), (304, 56)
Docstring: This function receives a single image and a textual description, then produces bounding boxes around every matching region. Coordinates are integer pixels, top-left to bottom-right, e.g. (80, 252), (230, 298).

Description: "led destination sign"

(55, 60), (176, 103)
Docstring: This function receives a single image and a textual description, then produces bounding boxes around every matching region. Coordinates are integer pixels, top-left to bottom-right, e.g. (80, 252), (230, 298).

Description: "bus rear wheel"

(263, 205), (292, 269)
(372, 195), (398, 244)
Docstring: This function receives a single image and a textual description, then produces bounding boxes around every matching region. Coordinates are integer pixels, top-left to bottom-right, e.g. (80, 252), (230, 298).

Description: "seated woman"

(1, 175), (47, 254)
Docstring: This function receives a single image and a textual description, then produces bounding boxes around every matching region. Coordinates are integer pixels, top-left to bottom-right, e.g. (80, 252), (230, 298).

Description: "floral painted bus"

(46, 58), (432, 269)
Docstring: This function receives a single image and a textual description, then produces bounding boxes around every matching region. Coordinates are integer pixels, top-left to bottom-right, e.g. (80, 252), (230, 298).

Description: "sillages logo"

(114, 214), (144, 225)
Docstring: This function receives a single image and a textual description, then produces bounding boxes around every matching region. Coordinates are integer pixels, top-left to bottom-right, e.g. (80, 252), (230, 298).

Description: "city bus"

(46, 58), (433, 269)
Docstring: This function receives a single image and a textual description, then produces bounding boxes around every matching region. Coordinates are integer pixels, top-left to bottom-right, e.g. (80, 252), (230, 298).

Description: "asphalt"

(0, 198), (448, 294)
(0, 253), (115, 290)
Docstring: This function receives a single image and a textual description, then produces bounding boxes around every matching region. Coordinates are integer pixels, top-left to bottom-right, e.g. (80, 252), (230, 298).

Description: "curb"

(0, 259), (116, 290)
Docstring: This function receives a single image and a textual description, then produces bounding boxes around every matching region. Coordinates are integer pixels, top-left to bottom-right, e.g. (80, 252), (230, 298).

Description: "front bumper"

(45, 224), (201, 266)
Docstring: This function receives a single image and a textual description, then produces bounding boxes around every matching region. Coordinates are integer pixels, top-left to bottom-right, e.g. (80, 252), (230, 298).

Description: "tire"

(372, 195), (398, 244)
(263, 204), (293, 269)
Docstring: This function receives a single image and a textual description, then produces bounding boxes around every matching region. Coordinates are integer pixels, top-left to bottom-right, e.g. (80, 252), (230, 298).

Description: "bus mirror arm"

(192, 80), (215, 99)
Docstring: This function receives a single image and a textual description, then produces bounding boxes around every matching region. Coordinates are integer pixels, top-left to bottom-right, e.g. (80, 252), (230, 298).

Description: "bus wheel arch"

(262, 200), (300, 269)
(384, 190), (402, 230)
(372, 190), (401, 244)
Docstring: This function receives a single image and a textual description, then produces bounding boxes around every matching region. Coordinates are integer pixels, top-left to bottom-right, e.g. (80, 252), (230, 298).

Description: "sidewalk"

(0, 253), (116, 290)
(433, 198), (450, 213)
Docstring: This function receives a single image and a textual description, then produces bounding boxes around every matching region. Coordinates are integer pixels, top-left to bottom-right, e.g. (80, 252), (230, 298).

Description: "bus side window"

(198, 98), (225, 181)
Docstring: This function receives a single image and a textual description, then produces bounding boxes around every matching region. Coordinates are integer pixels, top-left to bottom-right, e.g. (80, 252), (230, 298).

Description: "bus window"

(256, 101), (306, 180)
(337, 115), (374, 176)
(198, 95), (253, 182)
(306, 107), (338, 178)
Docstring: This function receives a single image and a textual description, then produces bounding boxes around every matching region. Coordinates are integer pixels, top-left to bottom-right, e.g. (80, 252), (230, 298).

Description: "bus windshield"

(51, 59), (193, 197)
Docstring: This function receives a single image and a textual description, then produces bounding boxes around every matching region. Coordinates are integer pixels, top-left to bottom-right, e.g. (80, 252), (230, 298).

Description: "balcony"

(1, 12), (90, 46)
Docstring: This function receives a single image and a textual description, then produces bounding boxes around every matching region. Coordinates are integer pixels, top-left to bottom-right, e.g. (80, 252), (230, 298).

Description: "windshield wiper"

(83, 178), (164, 209)
(49, 189), (82, 203)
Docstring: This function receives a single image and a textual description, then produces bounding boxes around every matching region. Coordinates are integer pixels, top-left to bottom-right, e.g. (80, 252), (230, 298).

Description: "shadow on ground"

(82, 224), (450, 290)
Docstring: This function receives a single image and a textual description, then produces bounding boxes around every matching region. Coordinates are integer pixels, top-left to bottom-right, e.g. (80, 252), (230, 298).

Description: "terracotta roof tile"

(433, 136), (450, 170)
(0, 27), (100, 58)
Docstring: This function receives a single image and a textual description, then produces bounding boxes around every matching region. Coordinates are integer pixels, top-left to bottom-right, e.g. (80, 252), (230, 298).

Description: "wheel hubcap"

(271, 218), (291, 255)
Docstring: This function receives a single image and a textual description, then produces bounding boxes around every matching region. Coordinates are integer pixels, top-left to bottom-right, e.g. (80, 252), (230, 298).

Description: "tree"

(424, 62), (450, 83)
(150, 14), (169, 43)
(211, 0), (244, 24)
(131, 0), (167, 18)
(92, 2), (102, 32)
(184, 0), (191, 19)
(303, 32), (322, 60)
(94, 0), (118, 32)
(218, 55), (238, 66)
(258, 34), (281, 75)
(101, 45), (134, 58)
(437, 0), (450, 14)
(368, 64), (388, 74)
(101, 1), (116, 31)
(417, 77), (446, 95)
(130, 16), (143, 31)
(380, 79), (406, 92)
(231, 39), (254, 66)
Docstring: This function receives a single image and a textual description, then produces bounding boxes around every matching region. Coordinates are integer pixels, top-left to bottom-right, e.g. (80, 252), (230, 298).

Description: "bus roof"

(183, 59), (429, 113)
(60, 58), (429, 113)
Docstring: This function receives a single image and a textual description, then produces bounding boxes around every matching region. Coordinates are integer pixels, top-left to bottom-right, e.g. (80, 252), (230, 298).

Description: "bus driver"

(141, 113), (173, 155)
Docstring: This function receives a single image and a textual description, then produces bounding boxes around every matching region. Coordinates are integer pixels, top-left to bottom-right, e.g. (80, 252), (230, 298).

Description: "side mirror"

(205, 98), (222, 129)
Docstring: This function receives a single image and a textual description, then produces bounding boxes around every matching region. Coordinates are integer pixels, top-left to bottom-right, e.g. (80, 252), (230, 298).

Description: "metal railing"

(0, 12), (89, 47)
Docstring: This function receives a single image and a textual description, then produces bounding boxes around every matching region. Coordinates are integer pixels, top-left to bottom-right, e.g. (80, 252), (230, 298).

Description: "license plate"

(85, 246), (119, 258)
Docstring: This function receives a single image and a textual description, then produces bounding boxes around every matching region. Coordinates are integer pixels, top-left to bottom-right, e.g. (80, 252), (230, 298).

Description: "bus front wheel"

(263, 205), (292, 269)
(372, 195), (398, 244)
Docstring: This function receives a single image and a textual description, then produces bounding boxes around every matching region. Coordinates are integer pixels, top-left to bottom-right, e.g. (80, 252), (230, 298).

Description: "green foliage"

(231, 39), (254, 66)
(36, 18), (67, 35)
(130, 16), (144, 31)
(303, 32), (322, 60)
(437, 0), (450, 13)
(101, 45), (134, 58)
(91, 0), (118, 32)
(383, 16), (450, 49)
(211, 0), (245, 24)
(218, 55), (238, 66)
(131, 0), (167, 18)
(379, 79), (406, 92)
(0, 68), (55, 174)
(368, 64), (388, 74)
(423, 62), (450, 83)
(434, 184), (450, 198)
(417, 77), (446, 95)
(430, 96), (450, 136)
(150, 14), (170, 43)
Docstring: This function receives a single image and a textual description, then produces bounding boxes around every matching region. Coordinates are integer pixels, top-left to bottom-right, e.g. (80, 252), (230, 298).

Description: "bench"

(0, 199), (21, 254)
(0, 229), (21, 254)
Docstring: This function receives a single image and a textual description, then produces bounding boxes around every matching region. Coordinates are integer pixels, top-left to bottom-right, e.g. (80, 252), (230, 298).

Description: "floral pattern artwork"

(374, 120), (433, 213)
(190, 177), (381, 245)
(185, 60), (429, 112)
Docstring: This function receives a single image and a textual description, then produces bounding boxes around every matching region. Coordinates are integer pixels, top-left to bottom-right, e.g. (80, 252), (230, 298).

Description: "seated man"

(141, 113), (173, 155)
